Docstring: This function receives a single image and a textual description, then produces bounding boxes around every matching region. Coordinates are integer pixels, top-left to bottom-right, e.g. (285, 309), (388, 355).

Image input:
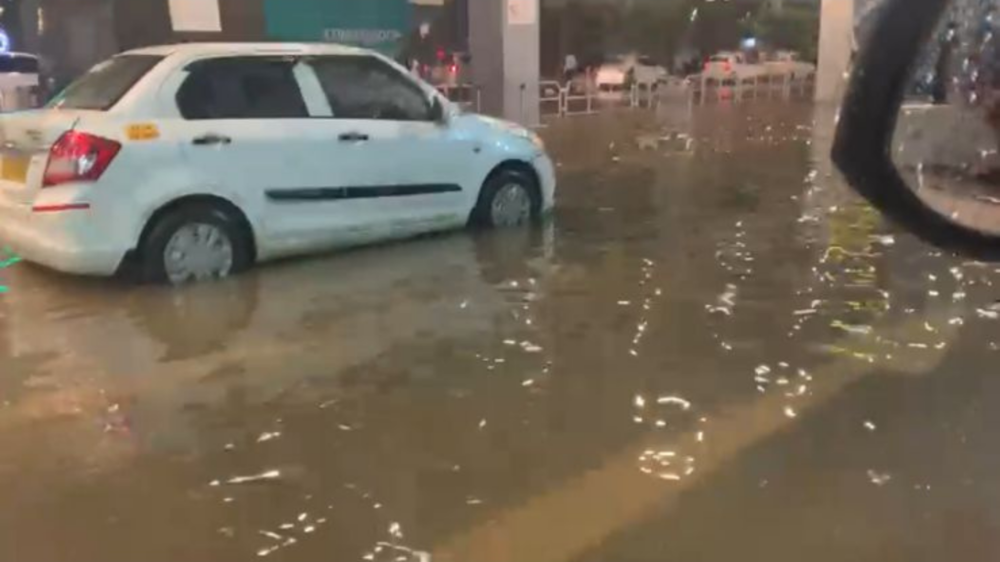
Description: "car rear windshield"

(47, 54), (163, 111)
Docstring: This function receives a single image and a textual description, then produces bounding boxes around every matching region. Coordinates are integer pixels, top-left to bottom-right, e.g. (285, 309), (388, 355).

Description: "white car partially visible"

(763, 50), (816, 81)
(704, 50), (815, 84)
(595, 54), (668, 93)
(702, 52), (767, 82)
(0, 43), (555, 284)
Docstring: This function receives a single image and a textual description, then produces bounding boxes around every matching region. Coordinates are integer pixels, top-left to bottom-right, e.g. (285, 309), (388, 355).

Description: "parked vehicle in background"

(703, 50), (815, 83)
(595, 54), (668, 94)
(703, 52), (744, 76)
(0, 43), (555, 284)
(763, 51), (816, 81)
(702, 51), (767, 81)
(0, 53), (40, 111)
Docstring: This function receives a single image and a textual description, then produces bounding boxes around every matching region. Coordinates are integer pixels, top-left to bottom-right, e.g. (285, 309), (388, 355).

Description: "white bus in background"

(0, 52), (40, 111)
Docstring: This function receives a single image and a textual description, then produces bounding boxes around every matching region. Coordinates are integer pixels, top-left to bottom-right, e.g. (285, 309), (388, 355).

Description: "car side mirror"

(833, 0), (1000, 260)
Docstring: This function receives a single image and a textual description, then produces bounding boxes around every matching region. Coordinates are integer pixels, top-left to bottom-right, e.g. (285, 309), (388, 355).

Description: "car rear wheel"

(472, 168), (540, 229)
(139, 203), (252, 284)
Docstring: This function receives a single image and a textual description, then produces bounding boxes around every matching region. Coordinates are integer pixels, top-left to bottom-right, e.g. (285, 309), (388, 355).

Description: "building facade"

(0, 0), (462, 86)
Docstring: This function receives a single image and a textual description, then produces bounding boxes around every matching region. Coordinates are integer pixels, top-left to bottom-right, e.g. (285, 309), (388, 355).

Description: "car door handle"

(338, 132), (369, 142)
(192, 133), (232, 146)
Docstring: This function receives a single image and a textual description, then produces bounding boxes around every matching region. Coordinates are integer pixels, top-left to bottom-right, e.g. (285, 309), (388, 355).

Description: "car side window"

(176, 57), (308, 120)
(308, 56), (432, 121)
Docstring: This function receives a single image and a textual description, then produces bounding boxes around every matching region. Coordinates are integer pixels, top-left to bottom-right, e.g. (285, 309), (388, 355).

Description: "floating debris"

(220, 470), (282, 485)
(867, 470), (892, 486)
(656, 396), (692, 410)
(831, 320), (873, 335)
(976, 308), (999, 320)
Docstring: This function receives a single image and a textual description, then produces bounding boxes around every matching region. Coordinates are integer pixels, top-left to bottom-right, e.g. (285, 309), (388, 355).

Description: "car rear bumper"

(0, 202), (129, 276)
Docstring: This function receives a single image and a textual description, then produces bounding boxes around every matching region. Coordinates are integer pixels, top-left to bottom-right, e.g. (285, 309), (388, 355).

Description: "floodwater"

(2, 104), (1000, 562)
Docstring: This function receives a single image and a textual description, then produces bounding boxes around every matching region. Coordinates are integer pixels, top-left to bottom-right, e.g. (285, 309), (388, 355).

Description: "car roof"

(123, 42), (370, 59)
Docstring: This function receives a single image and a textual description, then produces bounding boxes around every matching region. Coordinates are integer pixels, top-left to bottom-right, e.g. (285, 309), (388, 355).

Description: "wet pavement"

(2, 103), (1000, 562)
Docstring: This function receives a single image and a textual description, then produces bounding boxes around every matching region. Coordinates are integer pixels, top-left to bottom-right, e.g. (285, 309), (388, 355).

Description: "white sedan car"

(702, 52), (767, 81)
(763, 51), (816, 81)
(595, 55), (668, 93)
(0, 43), (555, 283)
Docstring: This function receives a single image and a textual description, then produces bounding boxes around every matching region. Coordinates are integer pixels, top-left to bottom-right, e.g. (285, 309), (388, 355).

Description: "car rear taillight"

(42, 131), (121, 188)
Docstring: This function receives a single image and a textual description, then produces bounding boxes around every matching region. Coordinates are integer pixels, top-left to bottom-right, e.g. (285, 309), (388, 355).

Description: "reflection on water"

(1, 105), (1000, 562)
(0, 249), (19, 294)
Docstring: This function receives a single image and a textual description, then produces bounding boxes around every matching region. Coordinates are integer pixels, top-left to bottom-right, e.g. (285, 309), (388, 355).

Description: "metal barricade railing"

(436, 83), (481, 114)
(460, 69), (815, 120)
(738, 76), (758, 102)
(562, 81), (594, 115)
(687, 69), (817, 105)
(657, 77), (695, 116)
(540, 81), (563, 116)
(700, 76), (722, 104)
(790, 72), (816, 99)
(770, 73), (789, 99)
(631, 82), (659, 109)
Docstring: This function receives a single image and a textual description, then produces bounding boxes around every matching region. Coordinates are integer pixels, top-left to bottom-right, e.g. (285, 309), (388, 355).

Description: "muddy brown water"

(1, 104), (999, 562)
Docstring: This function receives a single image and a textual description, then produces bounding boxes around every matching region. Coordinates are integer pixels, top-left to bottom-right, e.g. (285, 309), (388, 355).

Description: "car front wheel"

(472, 168), (540, 229)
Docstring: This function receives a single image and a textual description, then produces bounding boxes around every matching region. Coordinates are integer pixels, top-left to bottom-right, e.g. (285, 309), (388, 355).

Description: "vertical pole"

(816, 0), (856, 103)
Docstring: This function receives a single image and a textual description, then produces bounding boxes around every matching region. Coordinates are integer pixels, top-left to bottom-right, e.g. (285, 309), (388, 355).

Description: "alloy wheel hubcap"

(490, 183), (532, 227)
(163, 223), (234, 284)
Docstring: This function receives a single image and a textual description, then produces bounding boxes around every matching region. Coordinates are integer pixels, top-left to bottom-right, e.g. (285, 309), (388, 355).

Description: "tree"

(754, 5), (821, 61)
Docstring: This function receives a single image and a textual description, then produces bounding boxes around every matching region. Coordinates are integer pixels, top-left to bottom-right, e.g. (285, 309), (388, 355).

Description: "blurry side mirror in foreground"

(834, 0), (1000, 260)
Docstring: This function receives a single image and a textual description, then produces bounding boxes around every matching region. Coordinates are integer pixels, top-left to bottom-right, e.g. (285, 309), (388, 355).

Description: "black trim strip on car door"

(265, 184), (462, 202)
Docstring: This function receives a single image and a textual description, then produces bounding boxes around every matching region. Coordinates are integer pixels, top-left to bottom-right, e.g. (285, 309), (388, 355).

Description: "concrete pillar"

(815, 0), (855, 103)
(17, 0), (41, 54)
(469, 0), (540, 125)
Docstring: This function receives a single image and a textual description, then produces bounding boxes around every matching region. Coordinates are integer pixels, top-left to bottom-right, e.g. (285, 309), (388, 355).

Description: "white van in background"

(0, 52), (40, 111)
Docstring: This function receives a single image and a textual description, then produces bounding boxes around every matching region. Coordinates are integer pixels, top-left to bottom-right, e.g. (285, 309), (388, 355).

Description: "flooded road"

(2, 104), (1000, 562)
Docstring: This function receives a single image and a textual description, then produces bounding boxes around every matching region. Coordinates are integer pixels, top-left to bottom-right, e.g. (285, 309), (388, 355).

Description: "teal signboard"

(263, 0), (413, 55)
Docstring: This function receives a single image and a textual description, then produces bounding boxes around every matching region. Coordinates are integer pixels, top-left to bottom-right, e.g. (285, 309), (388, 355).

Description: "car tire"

(471, 168), (541, 229)
(139, 203), (252, 285)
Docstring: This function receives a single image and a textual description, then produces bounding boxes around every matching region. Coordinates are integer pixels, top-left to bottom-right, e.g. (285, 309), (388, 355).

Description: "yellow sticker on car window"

(126, 123), (159, 141)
